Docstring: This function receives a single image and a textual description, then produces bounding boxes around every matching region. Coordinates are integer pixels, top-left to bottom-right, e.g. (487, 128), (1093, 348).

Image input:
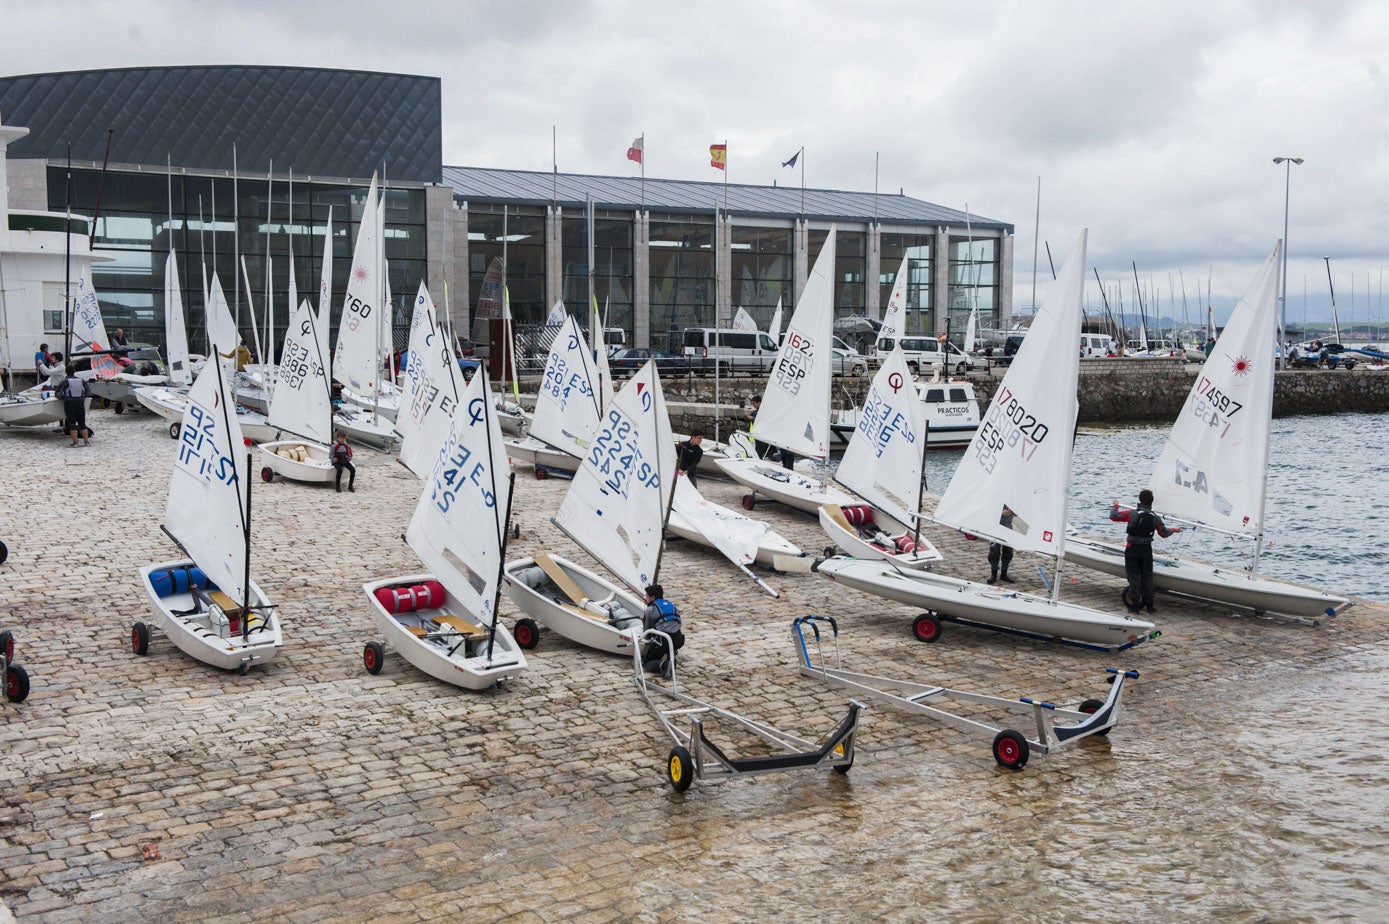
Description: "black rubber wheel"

(514, 618), (540, 650)
(169, 422), (181, 440)
(741, 494), (755, 511)
(1120, 588), (1140, 611)
(832, 742), (854, 774)
(114, 401), (125, 414)
(237, 660), (252, 676)
(667, 746), (694, 792)
(100, 397), (112, 409)
(1078, 698), (1111, 736)
(260, 466), (274, 483)
(992, 729), (1030, 769)
(0, 538), (7, 565)
(912, 613), (943, 643)
(131, 622), (150, 656)
(535, 467), (548, 480)
(955, 362), (968, 375)
(5, 663), (30, 703)
(363, 640), (385, 675)
(907, 362), (919, 375)
(0, 630), (13, 662)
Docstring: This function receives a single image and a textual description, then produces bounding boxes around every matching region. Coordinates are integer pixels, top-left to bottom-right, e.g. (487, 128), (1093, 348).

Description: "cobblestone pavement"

(1, 408), (1384, 922)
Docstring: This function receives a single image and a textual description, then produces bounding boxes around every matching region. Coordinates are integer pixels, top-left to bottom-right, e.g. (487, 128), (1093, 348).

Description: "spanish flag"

(709, 143), (727, 171)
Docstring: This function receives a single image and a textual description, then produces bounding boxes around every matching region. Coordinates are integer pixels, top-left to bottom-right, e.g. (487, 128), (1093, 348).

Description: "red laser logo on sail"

(1230, 354), (1252, 376)
(352, 265), (370, 282)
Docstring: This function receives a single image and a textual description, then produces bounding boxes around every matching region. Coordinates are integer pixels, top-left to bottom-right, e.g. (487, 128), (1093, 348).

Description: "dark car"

(456, 338), (476, 357)
(610, 348), (688, 376)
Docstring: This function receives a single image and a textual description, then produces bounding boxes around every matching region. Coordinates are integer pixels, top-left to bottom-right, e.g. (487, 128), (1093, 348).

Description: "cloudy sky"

(4, 0), (1387, 327)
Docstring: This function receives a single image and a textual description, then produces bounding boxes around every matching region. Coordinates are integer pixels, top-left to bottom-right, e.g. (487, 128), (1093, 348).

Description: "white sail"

(964, 304), (979, 353)
(753, 226), (836, 461)
(880, 254), (910, 341)
(546, 299), (567, 326)
(529, 314), (604, 457)
(164, 252), (192, 386)
(933, 230), (1088, 557)
(398, 283), (461, 478)
(332, 174), (382, 396)
(268, 299), (332, 444)
(554, 360), (675, 592)
(164, 359), (250, 606)
(405, 371), (511, 624)
(732, 306), (758, 331)
(206, 272), (239, 360)
(71, 263), (121, 379)
(836, 346), (925, 524)
(769, 299), (783, 344)
(1146, 241), (1281, 536)
(670, 475), (767, 566)
(317, 207), (333, 341)
(1139, 317), (1149, 352)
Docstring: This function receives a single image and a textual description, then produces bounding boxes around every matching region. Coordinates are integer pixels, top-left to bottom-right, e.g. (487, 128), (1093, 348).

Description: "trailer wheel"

(992, 729), (1029, 769)
(667, 746), (694, 792)
(0, 630), (13, 662)
(535, 467), (548, 481)
(831, 741), (854, 774)
(5, 663), (30, 703)
(363, 641), (385, 675)
(169, 422), (181, 440)
(912, 613), (943, 643)
(955, 362), (968, 375)
(513, 618), (540, 650)
(131, 622), (150, 656)
(741, 494), (755, 511)
(0, 538), (7, 564)
(100, 397), (112, 409)
(1078, 698), (1111, 736)
(261, 467), (274, 483)
(114, 401), (125, 414)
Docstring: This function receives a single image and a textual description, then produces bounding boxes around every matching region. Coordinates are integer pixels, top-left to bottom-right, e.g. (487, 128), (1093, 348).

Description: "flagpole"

(551, 125), (557, 207)
(873, 150), (879, 223)
(722, 138), (729, 214)
(640, 132), (646, 212)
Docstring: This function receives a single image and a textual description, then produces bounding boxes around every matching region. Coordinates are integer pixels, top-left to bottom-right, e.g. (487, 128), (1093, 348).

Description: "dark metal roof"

(442, 165), (1011, 230)
(0, 66), (441, 182)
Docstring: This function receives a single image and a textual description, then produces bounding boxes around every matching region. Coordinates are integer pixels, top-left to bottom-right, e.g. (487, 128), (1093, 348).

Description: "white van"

(1080, 333), (1116, 357)
(676, 328), (867, 375)
(875, 335), (976, 375)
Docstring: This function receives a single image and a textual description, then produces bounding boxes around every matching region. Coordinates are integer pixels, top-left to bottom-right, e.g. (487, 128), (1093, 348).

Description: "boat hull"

(363, 573), (526, 689)
(0, 392), (65, 427)
(501, 555), (642, 655)
(666, 507), (803, 568)
(1064, 535), (1350, 619)
(332, 406), (399, 448)
(505, 436), (581, 473)
(137, 559), (281, 671)
(818, 505), (942, 570)
(714, 457), (857, 514)
(816, 556), (1155, 648)
(259, 441), (336, 484)
(342, 386), (400, 422)
(133, 386), (188, 422)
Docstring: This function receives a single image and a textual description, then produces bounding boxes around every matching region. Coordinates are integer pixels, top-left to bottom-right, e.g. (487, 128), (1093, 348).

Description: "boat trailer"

(633, 628), (862, 792)
(2, 629), (32, 704)
(792, 615), (1137, 769)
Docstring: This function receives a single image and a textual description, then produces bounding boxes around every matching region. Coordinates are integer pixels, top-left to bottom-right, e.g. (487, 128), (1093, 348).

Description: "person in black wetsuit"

(1110, 489), (1182, 614)
(675, 433), (704, 486)
(987, 504), (1015, 584)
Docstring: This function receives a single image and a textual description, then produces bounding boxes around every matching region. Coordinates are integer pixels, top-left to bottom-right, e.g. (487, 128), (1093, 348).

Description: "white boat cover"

(933, 231), (1088, 557)
(836, 345), (926, 525)
(164, 360), (250, 608)
(1146, 242), (1281, 537)
(333, 174), (385, 398)
(163, 253), (192, 386)
(669, 474), (769, 567)
(530, 313), (604, 458)
(554, 360), (675, 592)
(404, 370), (512, 625)
(268, 298), (332, 444)
(754, 226), (836, 461)
(397, 283), (462, 478)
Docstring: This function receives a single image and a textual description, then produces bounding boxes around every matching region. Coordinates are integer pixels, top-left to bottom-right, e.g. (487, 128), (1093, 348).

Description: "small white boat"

(1064, 533), (1350, 621)
(258, 440), (334, 484)
(139, 383), (270, 442)
(665, 475), (804, 595)
(714, 457), (857, 514)
(256, 298), (336, 484)
(0, 389), (64, 428)
(818, 504), (942, 568)
(815, 556), (1156, 651)
(137, 561), (280, 672)
(831, 379), (981, 450)
(341, 384), (400, 422)
(505, 434), (581, 477)
(502, 553), (643, 654)
(496, 401), (526, 436)
(396, 284), (464, 476)
(332, 405), (398, 449)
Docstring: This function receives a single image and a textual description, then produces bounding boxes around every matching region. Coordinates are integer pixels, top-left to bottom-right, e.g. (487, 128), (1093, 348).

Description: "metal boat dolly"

(792, 615), (1137, 769)
(633, 629), (862, 791)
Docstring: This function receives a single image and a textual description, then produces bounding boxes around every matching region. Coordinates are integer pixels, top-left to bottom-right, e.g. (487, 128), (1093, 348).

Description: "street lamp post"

(1273, 156), (1304, 370)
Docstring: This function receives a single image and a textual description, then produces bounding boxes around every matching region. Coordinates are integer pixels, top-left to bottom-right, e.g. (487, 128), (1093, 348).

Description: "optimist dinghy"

(502, 359), (674, 654)
(259, 299), (336, 485)
(818, 346), (942, 569)
(717, 227), (854, 512)
(332, 174), (398, 425)
(818, 232), (1157, 651)
(133, 357), (282, 672)
(504, 313), (609, 478)
(361, 369), (527, 689)
(665, 475), (805, 596)
(1064, 242), (1350, 622)
(395, 283), (465, 478)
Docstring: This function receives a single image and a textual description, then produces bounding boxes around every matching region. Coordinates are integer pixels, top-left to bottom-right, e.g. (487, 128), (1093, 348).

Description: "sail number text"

(433, 440), (496, 513)
(588, 409), (661, 499)
(972, 386), (1049, 473)
(772, 331), (814, 396)
(1192, 376), (1242, 436)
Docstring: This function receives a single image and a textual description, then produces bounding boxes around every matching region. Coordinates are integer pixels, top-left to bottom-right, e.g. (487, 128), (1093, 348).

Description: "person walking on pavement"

(1110, 489), (1182, 613)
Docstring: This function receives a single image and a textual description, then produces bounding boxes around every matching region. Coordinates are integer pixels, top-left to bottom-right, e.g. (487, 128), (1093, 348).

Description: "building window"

(467, 205), (545, 326)
(807, 228), (866, 317)
(648, 217), (714, 347)
(880, 233), (933, 334)
(730, 224), (792, 329)
(948, 238), (997, 341)
(561, 213), (633, 335)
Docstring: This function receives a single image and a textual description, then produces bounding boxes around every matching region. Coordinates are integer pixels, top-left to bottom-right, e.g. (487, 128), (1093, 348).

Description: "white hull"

(363, 573), (526, 689)
(137, 560), (281, 671)
(88, 375), (167, 407)
(715, 456), (857, 514)
(501, 554), (642, 655)
(259, 441), (336, 484)
(133, 386), (188, 422)
(232, 375), (269, 414)
(333, 406), (399, 448)
(237, 410), (279, 444)
(1064, 534), (1350, 620)
(0, 391), (65, 427)
(666, 504), (803, 568)
(816, 556), (1155, 649)
(497, 406), (526, 436)
(342, 385), (400, 422)
(818, 504), (942, 570)
(505, 436), (581, 473)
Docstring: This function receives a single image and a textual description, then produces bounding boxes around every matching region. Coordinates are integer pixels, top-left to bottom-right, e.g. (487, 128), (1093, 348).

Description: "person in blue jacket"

(640, 584), (684, 680)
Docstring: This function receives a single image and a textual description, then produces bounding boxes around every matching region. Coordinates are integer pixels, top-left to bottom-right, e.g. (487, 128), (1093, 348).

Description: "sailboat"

(396, 282), (463, 478)
(502, 359), (674, 654)
(504, 312), (608, 477)
(362, 368), (527, 688)
(257, 298), (336, 484)
(715, 226), (857, 514)
(818, 345), (943, 569)
(133, 352), (282, 671)
(1065, 241), (1350, 620)
(333, 174), (401, 424)
(817, 231), (1158, 650)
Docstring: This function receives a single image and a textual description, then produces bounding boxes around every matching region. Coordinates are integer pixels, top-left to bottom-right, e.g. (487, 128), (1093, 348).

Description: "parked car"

(610, 348), (689, 376)
(875, 334), (976, 375)
(456, 338), (476, 357)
